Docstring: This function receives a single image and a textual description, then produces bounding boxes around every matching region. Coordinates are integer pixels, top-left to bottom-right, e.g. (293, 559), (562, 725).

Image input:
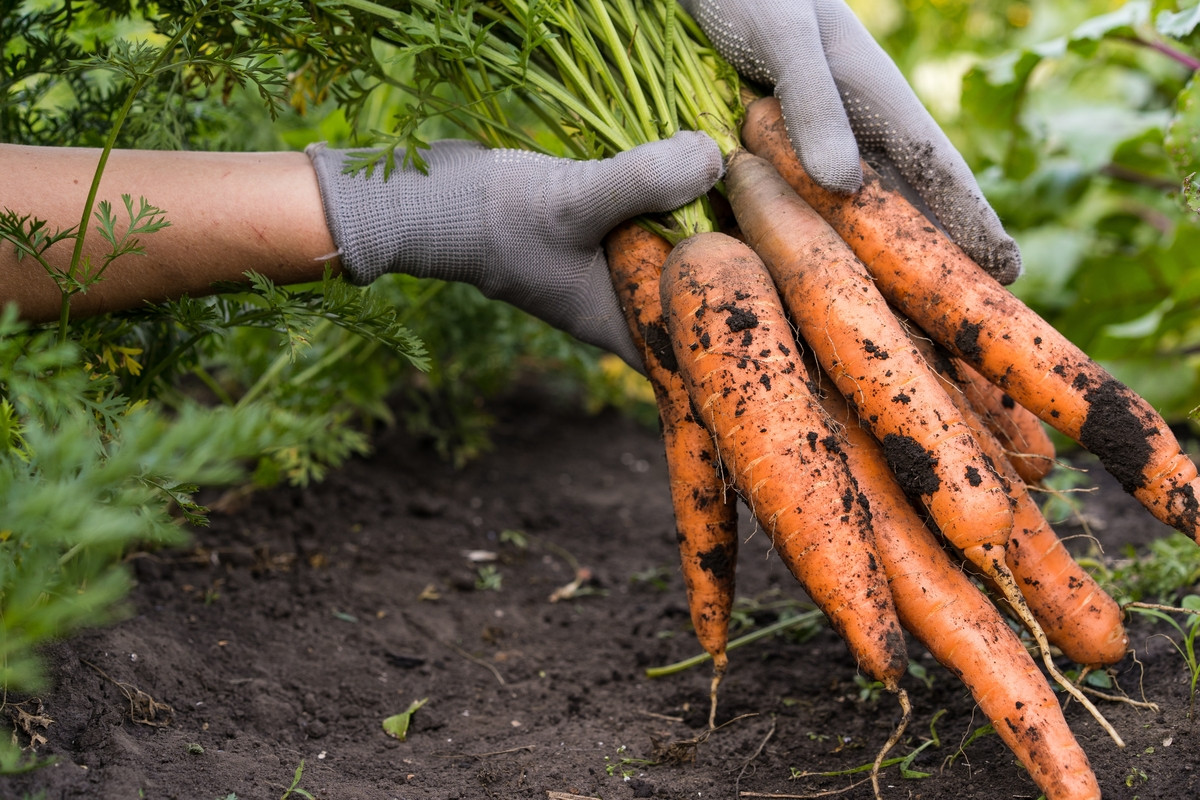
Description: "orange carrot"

(907, 332), (1129, 667)
(955, 359), (1056, 484)
(742, 96), (1200, 541)
(812, 380), (1101, 800)
(605, 222), (739, 724)
(723, 149), (1013, 577)
(720, 151), (1121, 738)
(659, 231), (907, 689)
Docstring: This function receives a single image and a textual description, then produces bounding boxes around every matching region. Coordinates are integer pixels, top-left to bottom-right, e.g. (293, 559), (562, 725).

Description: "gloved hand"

(679, 0), (1022, 283)
(308, 132), (724, 368)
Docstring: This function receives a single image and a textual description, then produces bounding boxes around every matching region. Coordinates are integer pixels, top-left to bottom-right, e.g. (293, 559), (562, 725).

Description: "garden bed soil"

(4, 389), (1199, 800)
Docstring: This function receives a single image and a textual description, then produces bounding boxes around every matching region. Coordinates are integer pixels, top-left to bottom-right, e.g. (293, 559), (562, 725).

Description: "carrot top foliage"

(334, 0), (744, 240)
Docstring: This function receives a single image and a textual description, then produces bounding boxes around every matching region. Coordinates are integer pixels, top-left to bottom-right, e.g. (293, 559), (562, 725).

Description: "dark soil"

(4, 389), (1199, 800)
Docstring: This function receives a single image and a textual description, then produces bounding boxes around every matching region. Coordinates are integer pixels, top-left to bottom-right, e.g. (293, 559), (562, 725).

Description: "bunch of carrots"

(346, 3), (1200, 797)
(607, 96), (1200, 800)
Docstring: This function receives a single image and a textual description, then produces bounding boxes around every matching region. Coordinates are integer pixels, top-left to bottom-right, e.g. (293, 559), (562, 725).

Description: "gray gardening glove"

(308, 133), (723, 368)
(679, 0), (1022, 283)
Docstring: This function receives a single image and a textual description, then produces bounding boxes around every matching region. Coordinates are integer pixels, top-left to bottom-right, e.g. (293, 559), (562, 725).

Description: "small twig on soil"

(635, 709), (685, 723)
(1125, 601), (1200, 617)
(733, 713), (776, 797)
(435, 744), (535, 759)
(547, 792), (601, 800)
(401, 612), (506, 686)
(82, 659), (174, 727)
(739, 777), (875, 799)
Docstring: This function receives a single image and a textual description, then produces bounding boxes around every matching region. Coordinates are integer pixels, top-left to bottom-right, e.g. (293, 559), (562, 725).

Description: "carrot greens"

(337, 0), (743, 241)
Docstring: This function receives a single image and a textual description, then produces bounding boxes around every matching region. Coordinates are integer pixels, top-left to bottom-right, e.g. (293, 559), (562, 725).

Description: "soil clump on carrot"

(881, 433), (942, 497)
(1079, 379), (1159, 493)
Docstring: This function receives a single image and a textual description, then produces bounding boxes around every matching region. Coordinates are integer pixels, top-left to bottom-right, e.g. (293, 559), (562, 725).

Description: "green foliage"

(951, 1), (1200, 420)
(1089, 531), (1200, 604)
(844, 0), (1200, 421)
(0, 309), (354, 700)
(279, 759), (317, 800)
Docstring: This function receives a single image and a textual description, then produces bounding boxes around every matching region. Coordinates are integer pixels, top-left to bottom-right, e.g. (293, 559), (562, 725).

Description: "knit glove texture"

(679, 0), (1021, 283)
(308, 132), (723, 367)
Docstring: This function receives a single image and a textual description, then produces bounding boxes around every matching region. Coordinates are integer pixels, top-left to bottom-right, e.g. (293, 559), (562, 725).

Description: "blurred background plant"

(863, 0), (1200, 421)
(1, 0), (1198, 775)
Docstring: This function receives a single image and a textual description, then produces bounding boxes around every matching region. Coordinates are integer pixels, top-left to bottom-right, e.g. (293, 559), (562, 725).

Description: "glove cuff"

(306, 143), (487, 287)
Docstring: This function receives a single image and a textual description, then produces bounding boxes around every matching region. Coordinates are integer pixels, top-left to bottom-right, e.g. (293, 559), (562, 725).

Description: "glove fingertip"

(975, 235), (1023, 286)
(775, 94), (863, 195)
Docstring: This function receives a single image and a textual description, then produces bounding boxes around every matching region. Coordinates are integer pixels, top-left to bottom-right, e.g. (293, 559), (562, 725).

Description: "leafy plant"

(1088, 531), (1200, 604)
(474, 564), (503, 592)
(279, 760), (317, 800)
(955, 0), (1200, 419)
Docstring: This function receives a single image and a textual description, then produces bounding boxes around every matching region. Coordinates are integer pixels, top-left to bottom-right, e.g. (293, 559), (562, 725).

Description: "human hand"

(678, 0), (1021, 283)
(307, 133), (723, 368)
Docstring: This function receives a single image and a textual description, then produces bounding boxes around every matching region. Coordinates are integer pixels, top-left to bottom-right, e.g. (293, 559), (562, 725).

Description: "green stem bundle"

(342, 0), (744, 242)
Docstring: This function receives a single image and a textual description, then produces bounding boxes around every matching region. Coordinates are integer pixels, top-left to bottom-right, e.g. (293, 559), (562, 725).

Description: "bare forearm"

(0, 145), (341, 322)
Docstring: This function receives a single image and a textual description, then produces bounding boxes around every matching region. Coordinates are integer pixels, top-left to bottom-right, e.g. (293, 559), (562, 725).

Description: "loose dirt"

(4, 390), (1198, 800)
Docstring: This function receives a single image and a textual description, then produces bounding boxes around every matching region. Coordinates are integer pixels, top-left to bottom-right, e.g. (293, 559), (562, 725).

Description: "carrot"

(604, 221), (739, 726)
(659, 231), (908, 690)
(720, 151), (1121, 738)
(907, 331), (1129, 667)
(722, 149), (1014, 577)
(955, 358), (1057, 484)
(812, 379), (1101, 800)
(742, 96), (1200, 541)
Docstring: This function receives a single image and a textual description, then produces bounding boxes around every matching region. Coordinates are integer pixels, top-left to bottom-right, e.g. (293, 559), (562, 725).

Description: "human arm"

(0, 144), (340, 323)
(1, 133), (722, 366)
(678, 0), (1022, 283)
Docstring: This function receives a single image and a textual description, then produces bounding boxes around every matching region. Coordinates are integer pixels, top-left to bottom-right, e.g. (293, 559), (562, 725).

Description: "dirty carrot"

(720, 150), (1120, 738)
(908, 332), (1129, 667)
(605, 221), (739, 727)
(742, 95), (1200, 541)
(659, 231), (907, 689)
(955, 358), (1056, 484)
(723, 149), (1014, 576)
(813, 381), (1101, 800)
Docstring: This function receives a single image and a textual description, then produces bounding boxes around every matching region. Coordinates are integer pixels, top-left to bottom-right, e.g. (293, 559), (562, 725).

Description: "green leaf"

(1069, 1), (1151, 54)
(1102, 297), (1173, 338)
(1185, 172), (1200, 217)
(382, 697), (429, 741)
(1167, 74), (1200, 179)
(1156, 6), (1200, 40)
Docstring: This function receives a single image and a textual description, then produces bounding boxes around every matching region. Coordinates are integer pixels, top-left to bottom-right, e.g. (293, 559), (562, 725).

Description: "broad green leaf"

(1156, 6), (1200, 39)
(1166, 74), (1200, 178)
(960, 48), (1045, 169)
(1069, 1), (1151, 55)
(1185, 172), (1200, 217)
(1010, 225), (1090, 310)
(1102, 298), (1173, 338)
(1042, 104), (1171, 171)
(382, 698), (429, 741)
